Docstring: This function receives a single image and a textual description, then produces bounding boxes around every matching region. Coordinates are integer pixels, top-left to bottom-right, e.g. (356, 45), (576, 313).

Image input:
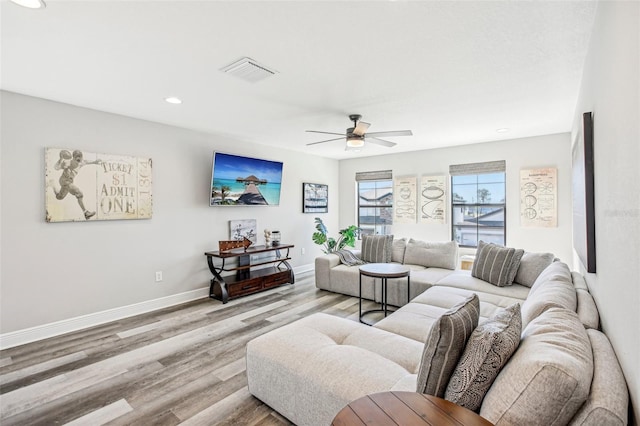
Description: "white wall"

(0, 91), (339, 336)
(339, 133), (573, 262)
(572, 1), (639, 423)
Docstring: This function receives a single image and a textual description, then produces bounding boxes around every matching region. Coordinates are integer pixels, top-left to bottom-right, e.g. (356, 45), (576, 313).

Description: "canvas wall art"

(393, 176), (417, 224)
(302, 182), (328, 213)
(572, 112), (596, 273)
(520, 168), (558, 227)
(420, 175), (446, 224)
(45, 148), (152, 222)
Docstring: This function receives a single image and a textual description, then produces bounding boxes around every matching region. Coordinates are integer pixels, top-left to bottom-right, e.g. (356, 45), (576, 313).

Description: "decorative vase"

(271, 230), (281, 246)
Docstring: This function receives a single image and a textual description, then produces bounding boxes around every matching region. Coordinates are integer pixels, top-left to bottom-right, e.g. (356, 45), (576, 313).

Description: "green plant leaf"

(312, 232), (327, 245)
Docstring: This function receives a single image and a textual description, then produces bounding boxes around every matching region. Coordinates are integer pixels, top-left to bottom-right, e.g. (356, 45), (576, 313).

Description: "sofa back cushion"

(514, 251), (555, 287)
(416, 293), (479, 397)
(480, 307), (593, 426)
(392, 238), (407, 263)
(404, 239), (458, 270)
(445, 303), (522, 411)
(520, 261), (576, 326)
(569, 329), (628, 426)
(471, 241), (523, 287)
(361, 234), (393, 263)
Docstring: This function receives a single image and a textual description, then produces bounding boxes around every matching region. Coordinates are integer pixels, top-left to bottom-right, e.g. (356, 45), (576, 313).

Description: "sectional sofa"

(246, 238), (629, 426)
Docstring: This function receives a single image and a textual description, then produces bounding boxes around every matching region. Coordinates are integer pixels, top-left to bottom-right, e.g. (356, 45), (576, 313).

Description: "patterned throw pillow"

(360, 234), (394, 263)
(445, 303), (522, 411)
(334, 249), (365, 266)
(416, 293), (480, 397)
(472, 241), (523, 287)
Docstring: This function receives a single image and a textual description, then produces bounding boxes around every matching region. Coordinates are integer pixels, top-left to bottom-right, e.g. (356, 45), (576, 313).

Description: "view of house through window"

(450, 161), (506, 248)
(356, 170), (393, 236)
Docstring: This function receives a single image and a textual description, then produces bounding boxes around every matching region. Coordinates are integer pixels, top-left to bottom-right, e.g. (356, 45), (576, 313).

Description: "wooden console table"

(332, 391), (493, 426)
(204, 243), (294, 303)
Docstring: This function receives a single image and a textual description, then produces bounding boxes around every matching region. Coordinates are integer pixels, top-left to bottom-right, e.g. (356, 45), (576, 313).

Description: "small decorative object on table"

(218, 237), (253, 252)
(264, 229), (272, 247)
(271, 230), (281, 246)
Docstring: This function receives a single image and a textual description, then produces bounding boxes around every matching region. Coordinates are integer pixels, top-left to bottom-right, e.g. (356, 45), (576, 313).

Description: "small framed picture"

(229, 219), (257, 243)
(302, 183), (328, 213)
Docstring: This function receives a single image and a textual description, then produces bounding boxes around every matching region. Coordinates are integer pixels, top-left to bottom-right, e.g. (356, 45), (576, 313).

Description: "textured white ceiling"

(1, 0), (597, 159)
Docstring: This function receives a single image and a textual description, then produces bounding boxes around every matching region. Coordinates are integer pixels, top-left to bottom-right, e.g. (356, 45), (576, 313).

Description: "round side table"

(359, 263), (410, 325)
(332, 391), (493, 426)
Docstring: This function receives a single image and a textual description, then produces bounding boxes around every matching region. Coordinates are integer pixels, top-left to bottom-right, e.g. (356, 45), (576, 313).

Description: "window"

(356, 170), (393, 236)
(450, 161), (506, 248)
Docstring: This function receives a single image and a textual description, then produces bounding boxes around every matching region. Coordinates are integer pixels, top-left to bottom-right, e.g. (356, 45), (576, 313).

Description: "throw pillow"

(403, 239), (459, 270)
(416, 293), (480, 397)
(361, 234), (393, 263)
(514, 251), (555, 287)
(471, 241), (523, 287)
(445, 303), (522, 411)
(334, 249), (365, 266)
(507, 248), (525, 284)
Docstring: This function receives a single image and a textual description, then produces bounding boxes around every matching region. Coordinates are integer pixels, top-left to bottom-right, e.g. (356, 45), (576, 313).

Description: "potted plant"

(312, 217), (359, 254)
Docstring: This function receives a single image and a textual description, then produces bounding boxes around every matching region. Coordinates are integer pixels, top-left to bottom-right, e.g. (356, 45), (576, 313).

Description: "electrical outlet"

(155, 271), (163, 282)
(301, 247), (306, 255)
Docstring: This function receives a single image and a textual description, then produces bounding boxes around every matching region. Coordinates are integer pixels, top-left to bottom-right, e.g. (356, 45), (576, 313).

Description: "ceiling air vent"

(221, 57), (277, 83)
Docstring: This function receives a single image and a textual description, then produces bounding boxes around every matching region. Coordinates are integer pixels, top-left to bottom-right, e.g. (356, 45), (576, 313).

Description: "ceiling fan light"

(10, 0), (46, 8)
(346, 136), (364, 148)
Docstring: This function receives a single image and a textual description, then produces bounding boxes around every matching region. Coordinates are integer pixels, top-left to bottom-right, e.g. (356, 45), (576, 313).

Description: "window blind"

(449, 160), (506, 176)
(355, 170), (393, 181)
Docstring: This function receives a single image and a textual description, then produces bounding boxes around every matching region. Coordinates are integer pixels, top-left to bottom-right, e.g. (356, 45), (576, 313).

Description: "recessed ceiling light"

(164, 97), (182, 105)
(496, 128), (509, 133)
(10, 0), (46, 8)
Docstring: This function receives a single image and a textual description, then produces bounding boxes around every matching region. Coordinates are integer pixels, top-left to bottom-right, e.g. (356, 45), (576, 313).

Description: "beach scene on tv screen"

(210, 153), (283, 206)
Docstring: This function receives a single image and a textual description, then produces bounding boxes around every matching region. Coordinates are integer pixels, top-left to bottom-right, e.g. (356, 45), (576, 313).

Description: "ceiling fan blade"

(305, 130), (345, 136)
(353, 121), (371, 136)
(367, 137), (397, 148)
(306, 137), (345, 146)
(365, 130), (413, 138)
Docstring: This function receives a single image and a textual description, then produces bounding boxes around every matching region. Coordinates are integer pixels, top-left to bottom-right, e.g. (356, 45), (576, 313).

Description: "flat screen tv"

(210, 152), (283, 206)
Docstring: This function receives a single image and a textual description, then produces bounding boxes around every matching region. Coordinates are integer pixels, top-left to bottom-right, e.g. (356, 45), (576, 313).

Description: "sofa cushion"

(361, 234), (393, 263)
(334, 249), (365, 266)
(520, 261), (576, 326)
(434, 270), (531, 300)
(246, 313), (421, 426)
(514, 251), (555, 287)
(569, 329), (628, 426)
(445, 303), (521, 411)
(416, 293), (479, 397)
(374, 302), (449, 343)
(480, 307), (593, 426)
(412, 285), (525, 324)
(471, 241), (523, 287)
(403, 239), (458, 270)
(392, 238), (407, 263)
(576, 288), (600, 330)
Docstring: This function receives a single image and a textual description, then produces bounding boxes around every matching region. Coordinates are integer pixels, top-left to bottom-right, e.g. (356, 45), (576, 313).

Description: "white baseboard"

(0, 264), (315, 350)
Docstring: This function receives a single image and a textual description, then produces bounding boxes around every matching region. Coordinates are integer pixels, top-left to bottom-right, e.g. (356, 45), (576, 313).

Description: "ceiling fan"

(306, 114), (413, 150)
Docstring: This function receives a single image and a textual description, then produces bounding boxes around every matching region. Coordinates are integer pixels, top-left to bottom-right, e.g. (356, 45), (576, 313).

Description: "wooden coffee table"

(359, 263), (410, 325)
(332, 391), (493, 425)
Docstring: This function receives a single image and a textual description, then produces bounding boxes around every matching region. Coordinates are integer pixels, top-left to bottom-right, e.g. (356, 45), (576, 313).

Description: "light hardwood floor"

(0, 274), (377, 425)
